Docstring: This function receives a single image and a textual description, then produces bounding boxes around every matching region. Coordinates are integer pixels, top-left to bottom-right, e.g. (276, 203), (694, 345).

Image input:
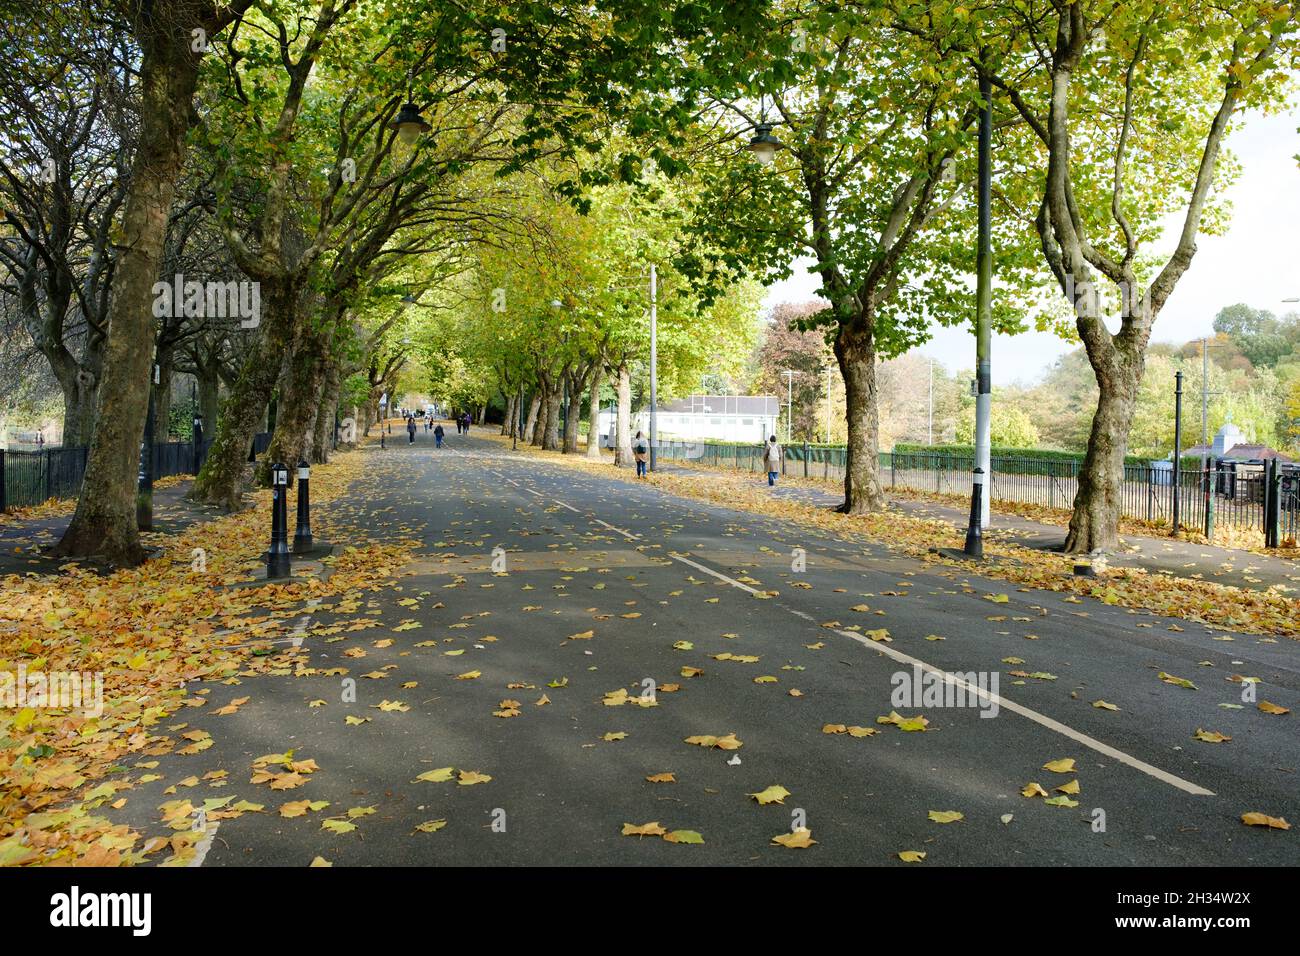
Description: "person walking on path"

(764, 435), (782, 486)
(407, 416), (417, 444)
(633, 431), (649, 478)
(434, 423), (444, 448)
(461, 412), (471, 434)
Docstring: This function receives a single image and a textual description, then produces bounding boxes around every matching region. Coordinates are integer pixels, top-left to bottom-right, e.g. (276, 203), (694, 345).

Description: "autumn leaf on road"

(1241, 813), (1291, 830)
(771, 828), (817, 848)
(748, 785), (791, 805)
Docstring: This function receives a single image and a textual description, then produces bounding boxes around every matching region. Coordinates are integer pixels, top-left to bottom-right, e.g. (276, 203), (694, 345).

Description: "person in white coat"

(764, 435), (782, 486)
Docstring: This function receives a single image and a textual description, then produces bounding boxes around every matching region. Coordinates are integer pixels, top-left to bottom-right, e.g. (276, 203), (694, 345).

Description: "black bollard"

(267, 462), (291, 579)
(963, 467), (984, 559)
(293, 459), (313, 553)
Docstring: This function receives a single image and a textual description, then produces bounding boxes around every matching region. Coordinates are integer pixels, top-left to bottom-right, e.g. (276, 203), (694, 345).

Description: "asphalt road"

(111, 433), (1300, 866)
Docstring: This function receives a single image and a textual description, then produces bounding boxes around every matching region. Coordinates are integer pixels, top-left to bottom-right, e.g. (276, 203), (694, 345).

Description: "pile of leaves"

(0, 450), (415, 865)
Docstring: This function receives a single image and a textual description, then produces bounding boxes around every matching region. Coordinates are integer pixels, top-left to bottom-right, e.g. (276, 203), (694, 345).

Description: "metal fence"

(651, 439), (1299, 543)
(1, 433), (269, 512)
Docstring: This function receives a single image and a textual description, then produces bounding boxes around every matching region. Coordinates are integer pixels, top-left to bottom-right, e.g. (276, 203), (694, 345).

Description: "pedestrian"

(407, 416), (417, 444)
(633, 431), (648, 478)
(462, 412), (471, 434)
(434, 423), (444, 448)
(456, 414), (464, 435)
(764, 435), (782, 486)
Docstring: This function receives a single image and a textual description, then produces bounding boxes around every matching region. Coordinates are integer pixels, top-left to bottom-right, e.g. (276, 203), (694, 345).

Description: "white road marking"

(668, 552), (1215, 797)
(593, 518), (639, 541)
(189, 821), (220, 867)
(552, 499), (581, 513)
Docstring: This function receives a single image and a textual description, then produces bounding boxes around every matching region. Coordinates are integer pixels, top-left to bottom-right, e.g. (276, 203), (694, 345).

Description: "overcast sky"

(760, 103), (1300, 386)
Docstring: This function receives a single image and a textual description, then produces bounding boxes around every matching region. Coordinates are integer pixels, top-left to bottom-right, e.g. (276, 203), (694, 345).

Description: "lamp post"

(649, 264), (658, 472)
(781, 370), (795, 442)
(137, 362), (159, 531)
(972, 68), (993, 530)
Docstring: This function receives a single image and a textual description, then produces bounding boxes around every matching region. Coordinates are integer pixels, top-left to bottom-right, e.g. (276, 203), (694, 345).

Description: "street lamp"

(781, 369), (796, 442)
(747, 122), (784, 165)
(388, 102), (431, 145)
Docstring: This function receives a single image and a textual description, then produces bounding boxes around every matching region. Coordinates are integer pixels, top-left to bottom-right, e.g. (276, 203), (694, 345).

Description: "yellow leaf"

(415, 819), (447, 833)
(928, 810), (964, 824)
(748, 785), (791, 805)
(414, 767), (454, 783)
(771, 828), (816, 848)
(1193, 728), (1231, 743)
(457, 770), (491, 786)
(622, 821), (666, 837)
(646, 773), (676, 783)
(1041, 758), (1076, 773)
(1240, 812), (1291, 830)
(898, 850), (926, 863)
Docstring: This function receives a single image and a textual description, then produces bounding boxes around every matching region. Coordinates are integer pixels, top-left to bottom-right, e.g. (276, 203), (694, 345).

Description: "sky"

(760, 103), (1300, 387)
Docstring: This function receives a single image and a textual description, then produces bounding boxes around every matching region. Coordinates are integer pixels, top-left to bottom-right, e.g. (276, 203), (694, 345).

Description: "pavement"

(88, 434), (1300, 865)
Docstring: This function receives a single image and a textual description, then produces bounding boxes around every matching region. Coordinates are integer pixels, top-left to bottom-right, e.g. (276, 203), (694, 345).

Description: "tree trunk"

(523, 394), (541, 444)
(197, 365), (220, 435)
(615, 362), (633, 467)
(55, 366), (99, 449)
(258, 317), (329, 486)
(190, 277), (299, 510)
(501, 392), (514, 436)
(542, 385), (563, 451)
(562, 375), (581, 454)
(312, 361), (341, 464)
(53, 24), (205, 564)
(586, 364), (603, 459)
(1064, 360), (1141, 553)
(834, 321), (886, 514)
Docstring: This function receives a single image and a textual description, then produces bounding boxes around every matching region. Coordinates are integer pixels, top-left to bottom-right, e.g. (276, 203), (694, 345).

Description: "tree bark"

(500, 393), (513, 436)
(562, 377), (581, 455)
(258, 316), (329, 485)
(190, 277), (300, 510)
(542, 385), (563, 451)
(312, 360), (341, 464)
(1064, 353), (1142, 552)
(523, 393), (541, 444)
(197, 366), (221, 436)
(586, 364), (604, 459)
(834, 321), (886, 514)
(615, 361), (633, 467)
(53, 15), (210, 564)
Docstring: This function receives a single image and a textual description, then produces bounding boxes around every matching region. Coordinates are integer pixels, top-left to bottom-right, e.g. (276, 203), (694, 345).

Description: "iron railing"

(649, 439), (1297, 543)
(1, 433), (270, 512)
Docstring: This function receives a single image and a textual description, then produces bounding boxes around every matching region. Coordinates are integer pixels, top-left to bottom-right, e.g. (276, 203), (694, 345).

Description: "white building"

(598, 395), (780, 446)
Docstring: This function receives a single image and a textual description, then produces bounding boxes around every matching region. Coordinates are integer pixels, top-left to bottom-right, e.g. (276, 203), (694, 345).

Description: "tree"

(53, 0), (253, 565)
(671, 4), (1038, 513)
(979, 0), (1298, 552)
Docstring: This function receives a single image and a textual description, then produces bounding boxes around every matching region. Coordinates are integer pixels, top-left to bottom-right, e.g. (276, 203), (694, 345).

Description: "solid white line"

(552, 499), (581, 513)
(668, 552), (1215, 797)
